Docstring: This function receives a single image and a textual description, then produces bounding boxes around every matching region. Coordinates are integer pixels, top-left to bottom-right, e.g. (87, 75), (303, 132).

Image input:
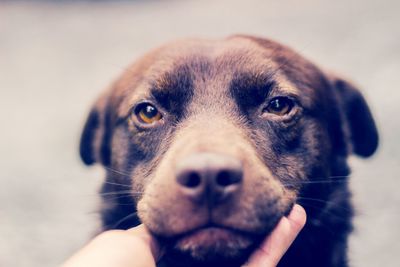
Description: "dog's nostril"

(216, 171), (232, 186)
(178, 171), (202, 188)
(216, 170), (242, 187)
(186, 172), (202, 188)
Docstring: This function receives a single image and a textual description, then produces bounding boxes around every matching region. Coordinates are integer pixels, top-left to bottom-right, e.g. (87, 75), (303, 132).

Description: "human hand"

(62, 204), (306, 267)
(61, 225), (162, 267)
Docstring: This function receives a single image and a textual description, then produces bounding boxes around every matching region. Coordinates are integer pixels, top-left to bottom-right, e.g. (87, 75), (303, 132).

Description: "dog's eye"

(265, 97), (294, 115)
(135, 103), (162, 124)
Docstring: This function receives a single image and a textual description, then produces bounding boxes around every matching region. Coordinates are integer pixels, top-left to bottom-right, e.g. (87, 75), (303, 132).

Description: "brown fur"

(80, 35), (378, 267)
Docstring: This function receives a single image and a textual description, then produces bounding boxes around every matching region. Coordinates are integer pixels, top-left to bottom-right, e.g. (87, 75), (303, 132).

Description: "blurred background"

(1, 0), (399, 266)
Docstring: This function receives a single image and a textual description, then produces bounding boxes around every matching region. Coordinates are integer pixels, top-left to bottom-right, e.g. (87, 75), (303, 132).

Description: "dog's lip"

(155, 212), (289, 241)
(169, 222), (261, 241)
(166, 224), (257, 250)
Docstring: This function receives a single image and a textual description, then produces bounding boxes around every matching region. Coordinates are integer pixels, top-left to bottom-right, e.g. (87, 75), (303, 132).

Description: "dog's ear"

(330, 75), (379, 157)
(79, 91), (113, 166)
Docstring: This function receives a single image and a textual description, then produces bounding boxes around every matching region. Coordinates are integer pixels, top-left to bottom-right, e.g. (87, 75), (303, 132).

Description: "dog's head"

(79, 35), (378, 265)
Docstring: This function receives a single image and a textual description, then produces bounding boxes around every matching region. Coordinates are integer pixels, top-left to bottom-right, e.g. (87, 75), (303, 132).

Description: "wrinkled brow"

(149, 65), (194, 118)
(230, 72), (276, 111)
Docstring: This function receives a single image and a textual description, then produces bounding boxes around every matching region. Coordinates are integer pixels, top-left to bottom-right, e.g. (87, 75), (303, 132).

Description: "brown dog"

(80, 35), (378, 267)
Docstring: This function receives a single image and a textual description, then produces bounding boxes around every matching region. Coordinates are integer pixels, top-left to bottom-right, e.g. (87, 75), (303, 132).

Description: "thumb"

(245, 204), (306, 267)
(127, 224), (164, 262)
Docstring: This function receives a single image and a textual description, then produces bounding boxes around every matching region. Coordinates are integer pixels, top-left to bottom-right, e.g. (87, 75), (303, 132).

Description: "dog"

(79, 35), (378, 267)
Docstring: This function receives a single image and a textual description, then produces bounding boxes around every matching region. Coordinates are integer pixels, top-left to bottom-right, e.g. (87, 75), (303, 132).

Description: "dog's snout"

(176, 153), (243, 203)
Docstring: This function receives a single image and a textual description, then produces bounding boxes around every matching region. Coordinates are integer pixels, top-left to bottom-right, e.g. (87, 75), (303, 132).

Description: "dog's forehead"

(148, 37), (281, 79)
(118, 37), (325, 116)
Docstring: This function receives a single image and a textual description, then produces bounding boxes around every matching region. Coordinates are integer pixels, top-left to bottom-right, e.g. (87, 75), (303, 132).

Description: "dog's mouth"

(156, 221), (276, 263)
(143, 187), (296, 264)
(174, 223), (257, 248)
(147, 202), (295, 264)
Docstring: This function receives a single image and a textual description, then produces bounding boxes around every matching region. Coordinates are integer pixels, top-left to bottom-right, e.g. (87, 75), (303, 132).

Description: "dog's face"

(80, 36), (378, 265)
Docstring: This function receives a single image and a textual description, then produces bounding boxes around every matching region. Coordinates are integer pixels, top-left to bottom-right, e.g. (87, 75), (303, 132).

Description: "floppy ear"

(79, 92), (113, 166)
(331, 76), (379, 157)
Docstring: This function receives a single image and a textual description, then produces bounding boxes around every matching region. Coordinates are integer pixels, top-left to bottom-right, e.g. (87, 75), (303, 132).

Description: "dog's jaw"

(159, 229), (262, 267)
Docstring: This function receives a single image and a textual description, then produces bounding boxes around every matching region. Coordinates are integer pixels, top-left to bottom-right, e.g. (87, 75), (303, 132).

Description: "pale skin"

(62, 204), (306, 267)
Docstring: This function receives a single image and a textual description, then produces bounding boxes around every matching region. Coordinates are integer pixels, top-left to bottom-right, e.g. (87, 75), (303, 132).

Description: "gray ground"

(1, 0), (399, 266)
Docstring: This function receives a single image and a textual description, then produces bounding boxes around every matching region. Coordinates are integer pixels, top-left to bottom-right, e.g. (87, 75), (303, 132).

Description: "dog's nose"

(175, 152), (243, 203)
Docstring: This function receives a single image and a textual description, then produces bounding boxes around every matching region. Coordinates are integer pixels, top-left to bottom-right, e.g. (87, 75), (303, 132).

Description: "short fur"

(79, 35), (378, 267)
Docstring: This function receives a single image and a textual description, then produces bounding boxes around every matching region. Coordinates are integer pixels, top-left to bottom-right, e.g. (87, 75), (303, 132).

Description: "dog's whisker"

(280, 175), (350, 187)
(115, 203), (139, 206)
(104, 166), (131, 177)
(297, 197), (353, 212)
(79, 192), (142, 200)
(326, 175), (350, 179)
(307, 175), (350, 180)
(303, 175), (350, 181)
(299, 202), (353, 224)
(102, 195), (136, 201)
(103, 181), (132, 188)
(297, 196), (336, 203)
(282, 179), (348, 186)
(278, 194), (352, 209)
(98, 191), (135, 196)
(109, 212), (139, 229)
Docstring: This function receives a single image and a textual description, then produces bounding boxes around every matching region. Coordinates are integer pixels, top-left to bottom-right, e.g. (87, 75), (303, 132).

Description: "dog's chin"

(160, 227), (265, 266)
(175, 227), (257, 258)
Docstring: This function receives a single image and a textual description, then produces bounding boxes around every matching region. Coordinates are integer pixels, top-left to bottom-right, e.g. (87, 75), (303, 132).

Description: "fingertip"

(128, 225), (164, 262)
(127, 224), (147, 234)
(288, 204), (307, 231)
(238, 205), (307, 267)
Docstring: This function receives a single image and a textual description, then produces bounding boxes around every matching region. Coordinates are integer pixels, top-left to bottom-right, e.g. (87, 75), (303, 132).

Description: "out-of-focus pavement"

(0, 0), (399, 266)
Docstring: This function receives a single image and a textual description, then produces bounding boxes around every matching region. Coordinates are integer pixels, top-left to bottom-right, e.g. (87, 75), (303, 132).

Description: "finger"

(62, 226), (161, 267)
(245, 204), (307, 267)
(127, 224), (164, 261)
